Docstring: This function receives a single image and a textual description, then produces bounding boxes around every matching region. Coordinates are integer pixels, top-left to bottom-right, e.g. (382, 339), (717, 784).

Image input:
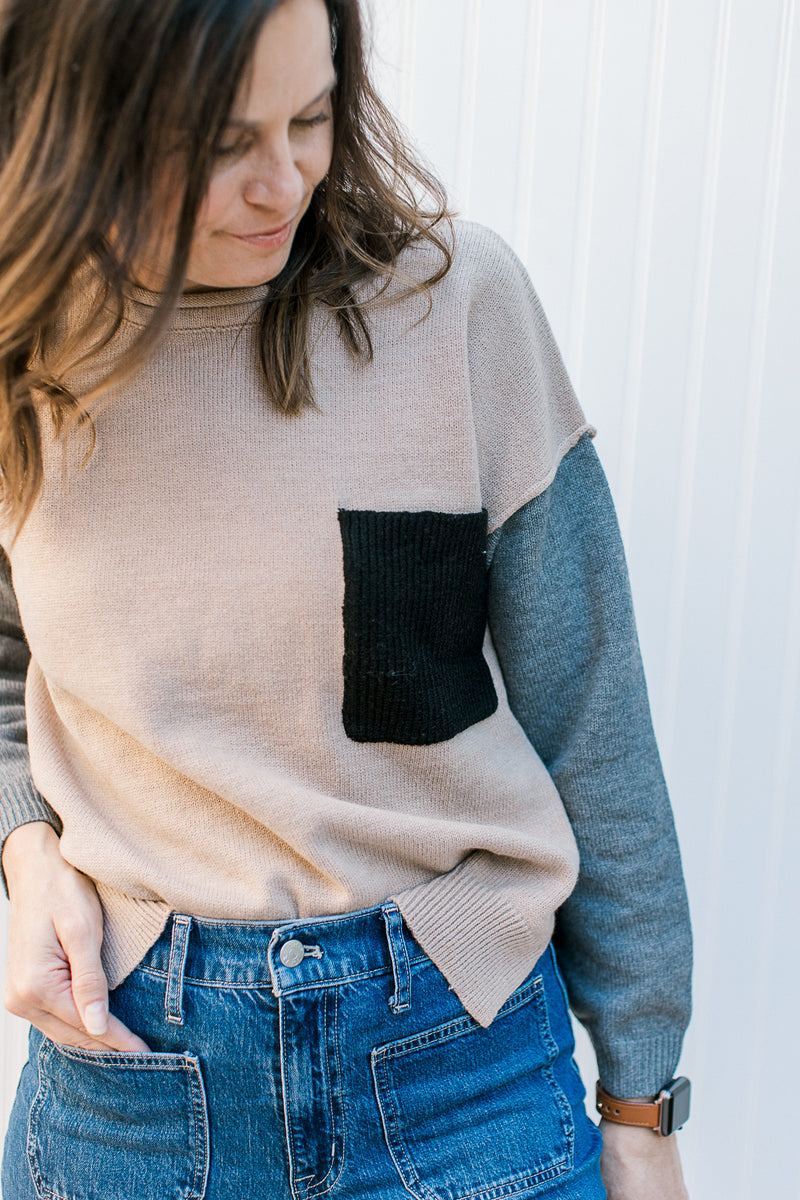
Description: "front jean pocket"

(371, 975), (574, 1200)
(27, 1039), (209, 1200)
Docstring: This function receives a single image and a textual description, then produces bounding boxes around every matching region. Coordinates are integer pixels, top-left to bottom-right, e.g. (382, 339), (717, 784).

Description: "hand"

(3, 822), (149, 1052)
(600, 1119), (689, 1200)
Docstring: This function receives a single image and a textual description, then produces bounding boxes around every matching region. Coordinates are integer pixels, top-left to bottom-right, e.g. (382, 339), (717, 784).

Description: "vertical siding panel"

(525, 5), (594, 344)
(512, 0), (544, 260)
(574, 2), (659, 492)
(616, 0), (670, 538)
(741, 508), (800, 1196)
(398, 0), (419, 126)
(659, 0), (732, 768)
(364, 0), (404, 115)
(454, 0), (482, 210)
(565, 0), (607, 388)
(464, 0), (531, 239)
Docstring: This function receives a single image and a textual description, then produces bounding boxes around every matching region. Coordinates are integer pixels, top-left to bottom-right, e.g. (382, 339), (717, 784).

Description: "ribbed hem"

(0, 781), (63, 897)
(595, 1031), (687, 1099)
(392, 858), (555, 1028)
(95, 882), (171, 989)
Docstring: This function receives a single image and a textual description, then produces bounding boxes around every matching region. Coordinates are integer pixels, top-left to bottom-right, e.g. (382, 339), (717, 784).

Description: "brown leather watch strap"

(595, 1082), (661, 1130)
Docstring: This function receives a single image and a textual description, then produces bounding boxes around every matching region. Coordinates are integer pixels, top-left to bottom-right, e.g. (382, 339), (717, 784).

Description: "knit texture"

(0, 221), (593, 1026)
(338, 509), (498, 743)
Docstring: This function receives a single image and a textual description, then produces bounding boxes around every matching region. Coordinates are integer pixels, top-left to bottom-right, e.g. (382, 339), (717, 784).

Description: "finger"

(7, 959), (151, 1052)
(25, 1008), (150, 1053)
(42, 985), (151, 1052)
(55, 914), (110, 1037)
(101, 1012), (151, 1052)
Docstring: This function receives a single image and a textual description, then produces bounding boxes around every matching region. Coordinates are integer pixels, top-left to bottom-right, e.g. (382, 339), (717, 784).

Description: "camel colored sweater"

(0, 222), (595, 1028)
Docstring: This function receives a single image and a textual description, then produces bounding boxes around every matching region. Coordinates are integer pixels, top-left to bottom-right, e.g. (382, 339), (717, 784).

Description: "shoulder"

(371, 220), (549, 356)
(449, 219), (531, 286)
(393, 218), (536, 305)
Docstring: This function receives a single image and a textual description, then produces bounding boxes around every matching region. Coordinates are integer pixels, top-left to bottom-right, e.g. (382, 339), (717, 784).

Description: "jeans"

(3, 904), (606, 1199)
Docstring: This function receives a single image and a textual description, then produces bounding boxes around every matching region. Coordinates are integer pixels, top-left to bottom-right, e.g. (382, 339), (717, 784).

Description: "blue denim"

(3, 905), (605, 1200)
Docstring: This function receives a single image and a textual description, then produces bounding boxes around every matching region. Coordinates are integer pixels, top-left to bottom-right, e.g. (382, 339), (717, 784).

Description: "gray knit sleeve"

(486, 432), (692, 1099)
(0, 548), (62, 882)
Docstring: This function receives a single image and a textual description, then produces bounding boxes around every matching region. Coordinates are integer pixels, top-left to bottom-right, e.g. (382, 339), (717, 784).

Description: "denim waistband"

(136, 904), (429, 1000)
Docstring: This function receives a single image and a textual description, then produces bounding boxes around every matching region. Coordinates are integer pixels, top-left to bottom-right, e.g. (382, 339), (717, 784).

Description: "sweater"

(0, 221), (691, 1095)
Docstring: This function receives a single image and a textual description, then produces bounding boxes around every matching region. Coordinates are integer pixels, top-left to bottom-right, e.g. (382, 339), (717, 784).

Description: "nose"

(242, 146), (304, 215)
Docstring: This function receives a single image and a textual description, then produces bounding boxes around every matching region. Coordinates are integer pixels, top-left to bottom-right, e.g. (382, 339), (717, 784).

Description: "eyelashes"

(296, 112), (331, 129)
(216, 112), (331, 159)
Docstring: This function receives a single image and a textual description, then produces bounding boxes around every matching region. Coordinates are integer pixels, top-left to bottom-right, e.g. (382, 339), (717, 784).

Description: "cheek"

(193, 172), (239, 238)
(302, 130), (334, 190)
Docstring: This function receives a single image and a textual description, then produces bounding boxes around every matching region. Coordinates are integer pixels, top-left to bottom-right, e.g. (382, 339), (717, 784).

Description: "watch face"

(662, 1077), (691, 1134)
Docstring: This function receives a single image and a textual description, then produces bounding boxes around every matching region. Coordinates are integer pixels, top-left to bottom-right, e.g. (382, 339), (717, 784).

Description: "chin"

(186, 266), (281, 289)
(187, 242), (294, 290)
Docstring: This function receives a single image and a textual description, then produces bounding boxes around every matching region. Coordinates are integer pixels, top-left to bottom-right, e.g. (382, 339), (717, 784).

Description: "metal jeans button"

(279, 939), (305, 968)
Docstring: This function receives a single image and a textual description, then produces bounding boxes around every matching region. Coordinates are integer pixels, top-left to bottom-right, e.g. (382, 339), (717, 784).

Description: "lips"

(237, 222), (291, 238)
(230, 219), (294, 249)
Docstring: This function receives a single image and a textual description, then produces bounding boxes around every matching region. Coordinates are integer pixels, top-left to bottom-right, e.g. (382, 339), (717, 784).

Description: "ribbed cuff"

(0, 780), (63, 897)
(595, 1031), (687, 1099)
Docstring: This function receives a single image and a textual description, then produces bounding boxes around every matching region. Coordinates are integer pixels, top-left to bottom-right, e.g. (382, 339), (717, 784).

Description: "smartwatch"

(595, 1077), (691, 1136)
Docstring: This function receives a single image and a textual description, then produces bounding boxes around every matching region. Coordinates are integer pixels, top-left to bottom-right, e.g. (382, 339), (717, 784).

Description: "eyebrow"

(225, 77), (338, 128)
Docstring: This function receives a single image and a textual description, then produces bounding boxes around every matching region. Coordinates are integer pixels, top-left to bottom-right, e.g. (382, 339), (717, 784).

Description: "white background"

(2, 2), (799, 1197)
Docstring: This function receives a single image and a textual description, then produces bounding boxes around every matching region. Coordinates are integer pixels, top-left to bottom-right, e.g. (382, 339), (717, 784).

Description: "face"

(140, 0), (336, 291)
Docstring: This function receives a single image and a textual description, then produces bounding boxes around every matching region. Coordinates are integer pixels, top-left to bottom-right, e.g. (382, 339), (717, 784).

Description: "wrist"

(2, 820), (61, 887)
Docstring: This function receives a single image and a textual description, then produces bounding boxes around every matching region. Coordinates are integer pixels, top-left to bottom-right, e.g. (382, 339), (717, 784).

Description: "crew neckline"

(128, 281), (272, 310)
(121, 280), (273, 330)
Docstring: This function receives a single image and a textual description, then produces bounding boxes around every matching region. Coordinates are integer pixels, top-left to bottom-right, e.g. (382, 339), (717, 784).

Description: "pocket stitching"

(26, 1039), (209, 1200)
(27, 1042), (68, 1200)
(531, 966), (576, 1178)
(373, 975), (544, 1064)
(185, 1055), (210, 1200)
(370, 975), (576, 1200)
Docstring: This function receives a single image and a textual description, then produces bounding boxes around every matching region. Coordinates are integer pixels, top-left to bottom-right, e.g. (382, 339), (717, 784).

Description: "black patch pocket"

(337, 509), (498, 744)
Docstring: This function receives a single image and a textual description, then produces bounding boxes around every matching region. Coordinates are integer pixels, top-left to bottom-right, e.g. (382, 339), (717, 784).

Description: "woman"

(0, 0), (692, 1196)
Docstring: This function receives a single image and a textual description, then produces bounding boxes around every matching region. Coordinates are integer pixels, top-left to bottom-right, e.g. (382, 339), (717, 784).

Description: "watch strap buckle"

(596, 1077), (691, 1137)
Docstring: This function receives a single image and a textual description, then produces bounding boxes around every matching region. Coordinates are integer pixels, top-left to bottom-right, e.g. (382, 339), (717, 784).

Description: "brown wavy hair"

(0, 0), (452, 535)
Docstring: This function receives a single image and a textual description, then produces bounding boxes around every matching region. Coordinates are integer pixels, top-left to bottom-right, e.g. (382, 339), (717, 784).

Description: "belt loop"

(165, 914), (192, 1026)
(381, 903), (411, 1014)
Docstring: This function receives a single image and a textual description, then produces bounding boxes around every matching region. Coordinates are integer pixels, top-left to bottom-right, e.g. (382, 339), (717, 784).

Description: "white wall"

(2, 2), (798, 1197)
(366, 1), (800, 1196)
